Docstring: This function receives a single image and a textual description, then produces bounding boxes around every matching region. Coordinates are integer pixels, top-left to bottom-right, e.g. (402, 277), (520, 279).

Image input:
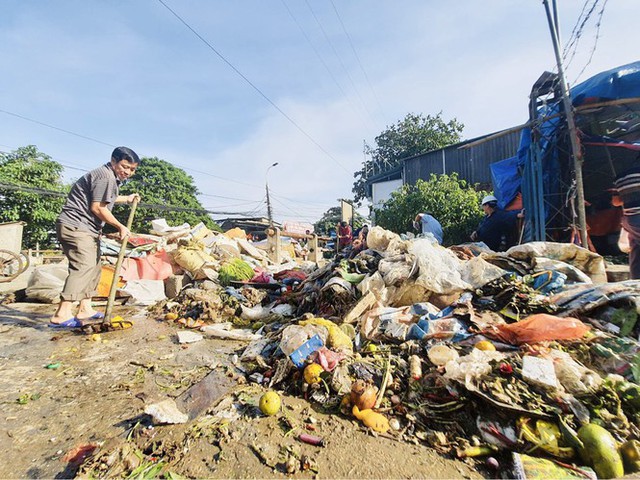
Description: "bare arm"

(90, 202), (129, 239)
(115, 193), (141, 204)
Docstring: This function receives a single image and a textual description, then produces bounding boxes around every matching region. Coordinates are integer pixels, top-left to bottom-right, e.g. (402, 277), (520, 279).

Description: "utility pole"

(265, 162), (279, 226)
(543, 0), (589, 248)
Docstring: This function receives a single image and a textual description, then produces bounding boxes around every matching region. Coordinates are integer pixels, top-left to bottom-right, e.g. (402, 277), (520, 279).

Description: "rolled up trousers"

(56, 222), (102, 302)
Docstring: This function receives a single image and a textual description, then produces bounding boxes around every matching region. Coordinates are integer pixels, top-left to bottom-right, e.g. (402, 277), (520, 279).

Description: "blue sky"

(1, 1), (638, 225)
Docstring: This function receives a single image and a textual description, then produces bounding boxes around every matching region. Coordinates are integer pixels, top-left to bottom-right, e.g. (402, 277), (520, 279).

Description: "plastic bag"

(506, 241), (607, 284)
(279, 324), (328, 356)
(366, 226), (400, 252)
(619, 227), (631, 253)
(25, 264), (67, 303)
(491, 314), (590, 345)
(549, 349), (602, 394)
(409, 238), (471, 294)
(299, 317), (353, 352)
(119, 279), (166, 306)
(444, 348), (505, 389)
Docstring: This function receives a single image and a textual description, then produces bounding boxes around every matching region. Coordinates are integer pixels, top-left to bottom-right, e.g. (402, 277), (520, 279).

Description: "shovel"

(99, 197), (139, 330)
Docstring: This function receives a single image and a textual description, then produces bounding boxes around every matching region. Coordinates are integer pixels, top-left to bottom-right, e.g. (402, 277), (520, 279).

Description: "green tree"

(314, 203), (366, 235)
(115, 157), (221, 234)
(374, 174), (488, 246)
(0, 145), (68, 248)
(353, 112), (464, 204)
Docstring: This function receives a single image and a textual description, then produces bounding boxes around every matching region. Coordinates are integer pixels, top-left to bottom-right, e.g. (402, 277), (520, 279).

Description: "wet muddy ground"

(0, 301), (482, 479)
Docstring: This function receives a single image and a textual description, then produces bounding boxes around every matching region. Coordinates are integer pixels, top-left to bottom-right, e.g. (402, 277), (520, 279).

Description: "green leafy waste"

(218, 258), (255, 286)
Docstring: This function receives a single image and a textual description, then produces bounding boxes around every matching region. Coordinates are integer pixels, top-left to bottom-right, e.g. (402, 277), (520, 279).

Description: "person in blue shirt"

(471, 195), (519, 251)
(414, 212), (443, 244)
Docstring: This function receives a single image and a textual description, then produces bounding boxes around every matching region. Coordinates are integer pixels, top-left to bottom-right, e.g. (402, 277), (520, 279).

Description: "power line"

(156, 0), (350, 173)
(280, 0), (371, 129)
(0, 109), (114, 147)
(0, 120), (353, 211)
(0, 109), (263, 189)
(329, 0), (386, 122)
(571, 0), (609, 85)
(304, 0), (377, 132)
(0, 180), (261, 217)
(562, 0), (601, 71)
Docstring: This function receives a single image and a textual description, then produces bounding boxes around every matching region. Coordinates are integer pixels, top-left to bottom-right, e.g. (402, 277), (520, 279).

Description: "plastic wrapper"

(490, 314), (590, 345)
(409, 238), (472, 294)
(279, 324), (328, 356)
(549, 349), (602, 394)
(444, 348), (505, 390)
(299, 318), (353, 352)
(377, 255), (413, 287)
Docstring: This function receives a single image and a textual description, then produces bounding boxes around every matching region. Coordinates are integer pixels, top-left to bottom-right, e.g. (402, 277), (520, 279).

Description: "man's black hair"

(111, 146), (141, 164)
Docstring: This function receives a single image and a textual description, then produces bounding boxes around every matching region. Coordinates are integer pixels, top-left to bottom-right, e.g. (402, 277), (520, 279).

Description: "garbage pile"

(153, 225), (640, 478)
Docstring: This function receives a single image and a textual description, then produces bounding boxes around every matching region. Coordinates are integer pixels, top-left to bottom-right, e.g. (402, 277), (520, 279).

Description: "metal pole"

(543, 0), (589, 248)
(265, 162), (278, 226)
(266, 182), (273, 226)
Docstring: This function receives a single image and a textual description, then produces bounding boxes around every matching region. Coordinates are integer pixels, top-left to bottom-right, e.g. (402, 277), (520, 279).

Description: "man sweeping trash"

(49, 147), (141, 328)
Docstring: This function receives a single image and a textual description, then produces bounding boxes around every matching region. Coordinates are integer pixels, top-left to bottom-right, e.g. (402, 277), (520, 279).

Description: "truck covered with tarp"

(491, 60), (640, 254)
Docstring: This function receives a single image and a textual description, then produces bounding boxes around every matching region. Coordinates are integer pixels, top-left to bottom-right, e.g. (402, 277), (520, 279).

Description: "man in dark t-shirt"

(50, 147), (141, 327)
(471, 195), (519, 251)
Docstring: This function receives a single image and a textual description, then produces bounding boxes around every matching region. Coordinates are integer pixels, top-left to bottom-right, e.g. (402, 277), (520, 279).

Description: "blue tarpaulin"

(571, 61), (640, 106)
(492, 61), (640, 241)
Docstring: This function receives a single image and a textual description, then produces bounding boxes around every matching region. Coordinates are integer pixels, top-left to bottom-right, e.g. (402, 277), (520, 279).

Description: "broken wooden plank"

(174, 369), (234, 421)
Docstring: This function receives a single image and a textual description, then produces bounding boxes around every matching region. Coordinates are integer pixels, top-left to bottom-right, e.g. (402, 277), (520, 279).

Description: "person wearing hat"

(414, 212), (443, 244)
(471, 195), (519, 251)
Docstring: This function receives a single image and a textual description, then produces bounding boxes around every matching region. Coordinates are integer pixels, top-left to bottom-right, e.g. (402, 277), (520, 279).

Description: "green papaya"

(577, 424), (624, 479)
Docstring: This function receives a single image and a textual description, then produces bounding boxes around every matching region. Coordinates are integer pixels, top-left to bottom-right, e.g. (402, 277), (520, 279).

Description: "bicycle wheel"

(0, 250), (23, 283)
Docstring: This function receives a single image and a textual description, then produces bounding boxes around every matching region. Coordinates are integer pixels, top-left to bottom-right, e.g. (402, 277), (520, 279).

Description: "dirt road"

(0, 301), (482, 479)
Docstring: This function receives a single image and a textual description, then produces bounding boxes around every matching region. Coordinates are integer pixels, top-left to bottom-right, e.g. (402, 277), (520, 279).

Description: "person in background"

(49, 147), (141, 328)
(414, 212), (443, 244)
(471, 195), (519, 251)
(612, 162), (640, 279)
(350, 224), (369, 257)
(337, 221), (353, 251)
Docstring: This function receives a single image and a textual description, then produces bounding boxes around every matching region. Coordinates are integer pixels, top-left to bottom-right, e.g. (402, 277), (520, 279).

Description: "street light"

(265, 162), (279, 226)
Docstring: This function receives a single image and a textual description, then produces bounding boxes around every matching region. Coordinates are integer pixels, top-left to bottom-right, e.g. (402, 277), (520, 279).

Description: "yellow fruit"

(578, 424), (624, 479)
(364, 344), (378, 353)
(259, 391), (281, 416)
(165, 312), (178, 321)
(474, 340), (496, 351)
(352, 405), (389, 433)
(304, 363), (324, 385)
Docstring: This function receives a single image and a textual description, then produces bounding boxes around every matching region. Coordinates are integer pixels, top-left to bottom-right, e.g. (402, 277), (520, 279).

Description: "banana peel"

(517, 417), (576, 459)
(81, 315), (133, 334)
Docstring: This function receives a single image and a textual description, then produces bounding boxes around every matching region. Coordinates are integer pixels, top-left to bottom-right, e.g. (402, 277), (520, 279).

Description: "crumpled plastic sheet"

(505, 241), (607, 284)
(409, 238), (472, 294)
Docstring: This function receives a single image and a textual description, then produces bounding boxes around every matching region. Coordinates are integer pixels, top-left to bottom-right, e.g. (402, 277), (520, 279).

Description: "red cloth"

(120, 250), (174, 281)
(273, 269), (307, 282)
